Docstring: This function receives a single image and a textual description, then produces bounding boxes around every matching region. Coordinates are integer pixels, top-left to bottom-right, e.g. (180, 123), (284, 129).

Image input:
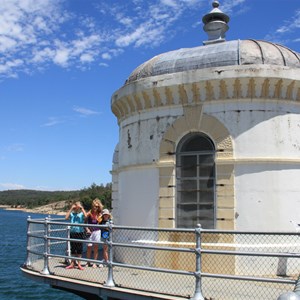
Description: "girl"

(85, 198), (103, 268)
(99, 208), (113, 267)
(65, 201), (87, 270)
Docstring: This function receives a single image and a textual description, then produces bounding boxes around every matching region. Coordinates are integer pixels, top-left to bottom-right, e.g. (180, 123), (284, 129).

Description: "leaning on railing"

(23, 216), (300, 300)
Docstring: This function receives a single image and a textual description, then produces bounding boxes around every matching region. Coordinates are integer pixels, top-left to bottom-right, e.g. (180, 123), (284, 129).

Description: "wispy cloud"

(264, 9), (300, 45)
(5, 143), (24, 152)
(41, 106), (99, 127)
(73, 106), (99, 116)
(276, 10), (300, 34)
(113, 0), (203, 48)
(41, 117), (65, 127)
(221, 0), (247, 14)
(0, 183), (26, 190)
(0, 0), (297, 79)
(0, 0), (204, 78)
(0, 182), (69, 191)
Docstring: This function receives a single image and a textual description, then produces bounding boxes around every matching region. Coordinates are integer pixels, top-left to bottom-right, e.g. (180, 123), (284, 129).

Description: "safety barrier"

(24, 216), (300, 300)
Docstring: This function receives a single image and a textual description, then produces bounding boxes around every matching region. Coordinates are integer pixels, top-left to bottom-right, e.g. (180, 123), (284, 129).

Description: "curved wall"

(111, 64), (300, 231)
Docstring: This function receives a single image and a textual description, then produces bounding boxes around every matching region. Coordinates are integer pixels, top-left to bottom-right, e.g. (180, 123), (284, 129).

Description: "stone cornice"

(111, 65), (300, 122)
(111, 157), (300, 175)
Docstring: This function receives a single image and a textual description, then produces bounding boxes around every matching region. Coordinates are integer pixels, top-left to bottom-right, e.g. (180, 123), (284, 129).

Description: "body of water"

(0, 208), (83, 300)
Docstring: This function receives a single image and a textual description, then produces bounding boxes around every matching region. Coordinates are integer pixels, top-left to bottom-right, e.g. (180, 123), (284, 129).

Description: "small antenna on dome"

(202, 0), (230, 45)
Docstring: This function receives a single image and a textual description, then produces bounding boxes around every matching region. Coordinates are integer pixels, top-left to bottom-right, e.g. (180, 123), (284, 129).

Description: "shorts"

(70, 232), (85, 255)
(87, 230), (101, 246)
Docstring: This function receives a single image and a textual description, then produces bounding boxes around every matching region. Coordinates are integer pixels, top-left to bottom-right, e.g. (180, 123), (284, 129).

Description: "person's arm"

(81, 206), (88, 218)
(65, 205), (75, 220)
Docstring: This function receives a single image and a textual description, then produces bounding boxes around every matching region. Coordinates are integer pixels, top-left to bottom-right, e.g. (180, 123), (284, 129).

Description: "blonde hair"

(92, 198), (103, 212)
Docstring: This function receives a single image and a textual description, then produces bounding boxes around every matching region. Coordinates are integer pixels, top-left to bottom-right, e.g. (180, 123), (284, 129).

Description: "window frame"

(175, 133), (216, 229)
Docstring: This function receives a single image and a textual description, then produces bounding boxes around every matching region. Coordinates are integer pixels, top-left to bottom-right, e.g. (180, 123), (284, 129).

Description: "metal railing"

(24, 216), (300, 300)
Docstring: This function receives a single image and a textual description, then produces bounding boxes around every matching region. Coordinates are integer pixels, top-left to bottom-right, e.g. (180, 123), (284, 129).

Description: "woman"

(85, 198), (103, 268)
(65, 201), (87, 270)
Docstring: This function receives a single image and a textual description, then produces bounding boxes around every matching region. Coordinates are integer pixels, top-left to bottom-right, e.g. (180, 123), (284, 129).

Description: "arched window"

(176, 133), (216, 229)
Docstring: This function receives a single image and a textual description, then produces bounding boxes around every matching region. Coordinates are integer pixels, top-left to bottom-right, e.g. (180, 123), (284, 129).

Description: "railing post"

(105, 222), (115, 287)
(277, 292), (300, 300)
(65, 225), (71, 265)
(47, 215), (51, 259)
(41, 217), (50, 275)
(294, 274), (300, 295)
(25, 216), (32, 267)
(192, 224), (205, 300)
(277, 275), (300, 300)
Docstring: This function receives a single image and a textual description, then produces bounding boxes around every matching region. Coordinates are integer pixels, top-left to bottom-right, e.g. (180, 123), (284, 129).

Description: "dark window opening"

(176, 133), (216, 229)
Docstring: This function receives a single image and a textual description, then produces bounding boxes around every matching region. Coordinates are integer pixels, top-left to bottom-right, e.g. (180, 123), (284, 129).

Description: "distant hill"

(0, 183), (112, 210)
(0, 189), (79, 208)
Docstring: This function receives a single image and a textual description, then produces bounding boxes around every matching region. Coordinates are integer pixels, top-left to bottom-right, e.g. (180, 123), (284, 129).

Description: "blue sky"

(0, 0), (299, 192)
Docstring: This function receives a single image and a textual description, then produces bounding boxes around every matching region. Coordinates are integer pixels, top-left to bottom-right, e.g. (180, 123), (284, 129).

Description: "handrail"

(24, 216), (300, 300)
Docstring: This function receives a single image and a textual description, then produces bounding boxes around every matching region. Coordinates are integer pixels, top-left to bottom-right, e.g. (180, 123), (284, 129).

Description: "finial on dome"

(212, 0), (219, 8)
(202, 0), (230, 45)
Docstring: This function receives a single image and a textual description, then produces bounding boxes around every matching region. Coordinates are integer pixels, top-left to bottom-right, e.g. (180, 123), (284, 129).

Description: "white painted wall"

(235, 165), (300, 231)
(114, 98), (300, 231)
(118, 108), (182, 168)
(207, 101), (300, 230)
(117, 168), (159, 227)
(207, 101), (300, 159)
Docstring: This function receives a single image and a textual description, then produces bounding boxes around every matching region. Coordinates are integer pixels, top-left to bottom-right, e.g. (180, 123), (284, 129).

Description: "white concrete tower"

(111, 1), (300, 231)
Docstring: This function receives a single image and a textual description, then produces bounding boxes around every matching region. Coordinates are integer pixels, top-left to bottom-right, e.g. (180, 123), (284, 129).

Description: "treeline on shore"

(0, 183), (112, 211)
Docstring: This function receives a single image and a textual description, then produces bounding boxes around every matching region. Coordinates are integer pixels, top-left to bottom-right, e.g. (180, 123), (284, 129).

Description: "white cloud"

(0, 0), (263, 78)
(5, 143), (24, 152)
(73, 106), (99, 116)
(276, 10), (300, 34)
(115, 25), (146, 47)
(0, 36), (17, 52)
(102, 48), (124, 60)
(53, 48), (70, 66)
(72, 34), (102, 56)
(0, 183), (26, 190)
(102, 53), (112, 60)
(160, 0), (178, 8)
(0, 59), (24, 77)
(32, 47), (54, 63)
(220, 0), (246, 14)
(0, 0), (205, 77)
(80, 53), (94, 63)
(99, 62), (109, 67)
(113, 0), (203, 48)
(265, 9), (300, 45)
(41, 117), (64, 127)
(119, 17), (133, 26)
(41, 106), (99, 128)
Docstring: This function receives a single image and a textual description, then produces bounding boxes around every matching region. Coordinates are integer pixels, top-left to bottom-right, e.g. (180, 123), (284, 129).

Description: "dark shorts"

(70, 232), (85, 255)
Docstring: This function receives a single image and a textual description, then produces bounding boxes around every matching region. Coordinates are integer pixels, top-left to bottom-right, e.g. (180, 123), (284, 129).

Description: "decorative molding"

(112, 77), (300, 121)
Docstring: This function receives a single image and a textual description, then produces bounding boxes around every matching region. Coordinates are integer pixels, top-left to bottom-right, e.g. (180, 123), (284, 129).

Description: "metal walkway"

(21, 216), (300, 300)
(21, 258), (194, 299)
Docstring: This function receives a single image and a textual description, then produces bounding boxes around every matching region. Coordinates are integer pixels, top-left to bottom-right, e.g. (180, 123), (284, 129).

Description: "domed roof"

(126, 39), (300, 85)
(125, 1), (300, 85)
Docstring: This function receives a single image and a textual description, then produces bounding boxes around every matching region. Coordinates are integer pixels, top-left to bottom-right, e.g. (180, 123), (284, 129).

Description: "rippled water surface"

(0, 209), (83, 300)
